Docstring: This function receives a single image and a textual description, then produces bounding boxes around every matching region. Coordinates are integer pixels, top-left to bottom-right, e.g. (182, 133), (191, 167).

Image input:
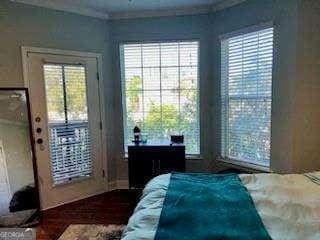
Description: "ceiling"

(12, 0), (246, 19)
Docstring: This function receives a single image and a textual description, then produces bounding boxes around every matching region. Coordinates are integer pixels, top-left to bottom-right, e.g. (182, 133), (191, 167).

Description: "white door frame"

(21, 46), (108, 205)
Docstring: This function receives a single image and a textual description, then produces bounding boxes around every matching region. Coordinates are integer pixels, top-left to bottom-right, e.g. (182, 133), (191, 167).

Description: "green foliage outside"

(126, 76), (142, 113)
(45, 66), (87, 122)
(126, 76), (199, 154)
(45, 66), (199, 153)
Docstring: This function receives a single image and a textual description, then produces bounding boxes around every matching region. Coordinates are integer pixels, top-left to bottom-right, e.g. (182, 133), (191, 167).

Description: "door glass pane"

(43, 64), (92, 185)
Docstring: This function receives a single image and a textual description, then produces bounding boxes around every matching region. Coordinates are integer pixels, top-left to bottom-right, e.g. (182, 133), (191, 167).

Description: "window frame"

(218, 22), (275, 170)
(119, 39), (201, 158)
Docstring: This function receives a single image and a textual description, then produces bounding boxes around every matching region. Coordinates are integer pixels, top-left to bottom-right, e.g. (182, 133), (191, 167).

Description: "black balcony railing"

(48, 121), (92, 185)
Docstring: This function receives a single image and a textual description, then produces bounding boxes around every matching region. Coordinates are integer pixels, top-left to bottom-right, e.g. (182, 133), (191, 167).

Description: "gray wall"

(109, 0), (300, 182)
(1, 0), (319, 186)
(293, 0), (320, 172)
(0, 0), (117, 182)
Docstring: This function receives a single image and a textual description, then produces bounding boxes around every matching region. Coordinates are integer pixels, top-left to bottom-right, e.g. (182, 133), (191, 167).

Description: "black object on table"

(128, 140), (186, 189)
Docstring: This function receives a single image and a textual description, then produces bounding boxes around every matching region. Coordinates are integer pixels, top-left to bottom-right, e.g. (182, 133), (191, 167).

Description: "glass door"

(25, 52), (105, 209)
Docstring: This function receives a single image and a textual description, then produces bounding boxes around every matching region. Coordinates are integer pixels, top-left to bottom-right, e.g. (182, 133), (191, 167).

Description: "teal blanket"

(155, 173), (271, 240)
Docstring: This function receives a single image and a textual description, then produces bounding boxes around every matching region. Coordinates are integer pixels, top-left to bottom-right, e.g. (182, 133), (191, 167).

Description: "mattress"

(122, 172), (320, 240)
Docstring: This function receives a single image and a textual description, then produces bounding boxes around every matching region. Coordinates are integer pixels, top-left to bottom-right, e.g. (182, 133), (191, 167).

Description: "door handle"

(35, 117), (41, 123)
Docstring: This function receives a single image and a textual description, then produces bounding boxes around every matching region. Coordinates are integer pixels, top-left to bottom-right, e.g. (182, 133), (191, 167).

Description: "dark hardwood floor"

(37, 190), (141, 240)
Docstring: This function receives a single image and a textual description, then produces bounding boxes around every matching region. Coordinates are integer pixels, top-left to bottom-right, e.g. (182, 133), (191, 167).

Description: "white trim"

(44, 179), (128, 210)
(217, 157), (271, 173)
(109, 5), (212, 20)
(21, 47), (30, 89)
(21, 46), (109, 191)
(211, 0), (247, 12)
(108, 180), (129, 190)
(21, 46), (103, 87)
(41, 189), (107, 211)
(119, 41), (201, 155)
(11, 0), (108, 19)
(116, 180), (129, 189)
(109, 0), (247, 19)
(108, 181), (118, 191)
(96, 54), (109, 192)
(12, 0), (247, 20)
(219, 21), (274, 40)
(119, 45), (127, 159)
(21, 47), (102, 59)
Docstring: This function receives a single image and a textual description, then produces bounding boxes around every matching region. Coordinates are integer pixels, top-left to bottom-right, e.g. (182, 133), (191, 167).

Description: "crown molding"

(11, 0), (109, 19)
(109, 0), (247, 20)
(108, 5), (213, 20)
(11, 0), (247, 20)
(211, 0), (247, 12)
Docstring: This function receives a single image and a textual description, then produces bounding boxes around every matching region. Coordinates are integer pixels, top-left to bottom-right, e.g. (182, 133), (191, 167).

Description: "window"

(44, 64), (92, 185)
(120, 41), (200, 154)
(220, 26), (274, 167)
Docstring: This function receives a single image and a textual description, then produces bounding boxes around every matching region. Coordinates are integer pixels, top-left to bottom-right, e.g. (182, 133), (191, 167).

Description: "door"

(0, 141), (11, 215)
(24, 51), (105, 209)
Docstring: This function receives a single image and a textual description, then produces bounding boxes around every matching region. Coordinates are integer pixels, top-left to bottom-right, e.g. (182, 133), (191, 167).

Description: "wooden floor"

(37, 190), (141, 240)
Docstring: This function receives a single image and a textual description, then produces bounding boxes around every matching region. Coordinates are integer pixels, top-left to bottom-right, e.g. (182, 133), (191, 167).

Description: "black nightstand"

(128, 141), (186, 189)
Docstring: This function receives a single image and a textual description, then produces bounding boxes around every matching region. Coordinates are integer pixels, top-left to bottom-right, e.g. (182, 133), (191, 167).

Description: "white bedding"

(122, 172), (320, 240)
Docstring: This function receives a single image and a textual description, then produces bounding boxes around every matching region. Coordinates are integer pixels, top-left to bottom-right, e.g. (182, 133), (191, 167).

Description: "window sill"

(51, 175), (92, 188)
(216, 157), (272, 173)
(186, 155), (203, 161)
(123, 154), (203, 161)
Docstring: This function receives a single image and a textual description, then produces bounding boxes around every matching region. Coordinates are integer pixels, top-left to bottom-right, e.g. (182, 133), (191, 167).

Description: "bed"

(122, 172), (320, 240)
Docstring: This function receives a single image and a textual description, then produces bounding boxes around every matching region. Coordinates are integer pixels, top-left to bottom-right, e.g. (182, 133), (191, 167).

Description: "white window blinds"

(121, 41), (200, 154)
(220, 26), (274, 167)
(44, 64), (92, 185)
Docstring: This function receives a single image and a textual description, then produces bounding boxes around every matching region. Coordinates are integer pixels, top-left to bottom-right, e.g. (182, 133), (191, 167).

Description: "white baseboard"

(108, 180), (118, 190)
(42, 181), (129, 211)
(41, 189), (107, 211)
(108, 180), (129, 190)
(116, 180), (129, 189)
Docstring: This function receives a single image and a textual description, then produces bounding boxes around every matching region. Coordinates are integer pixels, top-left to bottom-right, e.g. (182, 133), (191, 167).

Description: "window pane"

(180, 90), (198, 124)
(125, 68), (142, 91)
(143, 67), (160, 90)
(121, 41), (200, 154)
(124, 44), (141, 68)
(161, 67), (179, 90)
(179, 42), (198, 66)
(65, 66), (88, 121)
(143, 91), (161, 113)
(126, 90), (143, 116)
(161, 43), (179, 66)
(142, 43), (160, 67)
(161, 90), (180, 136)
(221, 27), (273, 167)
(180, 66), (197, 90)
(144, 110), (162, 139)
(180, 89), (199, 154)
(44, 64), (92, 185)
(44, 65), (64, 122)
